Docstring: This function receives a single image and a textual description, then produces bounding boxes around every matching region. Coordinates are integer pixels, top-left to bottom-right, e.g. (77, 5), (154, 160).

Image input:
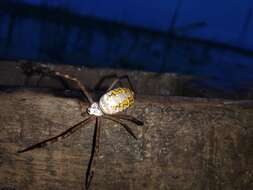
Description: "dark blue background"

(22, 0), (253, 48)
(0, 0), (253, 93)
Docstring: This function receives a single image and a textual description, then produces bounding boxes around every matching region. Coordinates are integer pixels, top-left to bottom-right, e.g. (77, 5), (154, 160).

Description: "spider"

(18, 65), (144, 189)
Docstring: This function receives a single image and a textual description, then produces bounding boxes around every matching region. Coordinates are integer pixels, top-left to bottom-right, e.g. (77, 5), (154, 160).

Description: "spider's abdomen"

(99, 88), (134, 115)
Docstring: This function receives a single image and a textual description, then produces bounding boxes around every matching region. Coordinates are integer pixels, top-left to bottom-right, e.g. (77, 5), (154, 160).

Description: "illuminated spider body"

(89, 87), (134, 116)
(18, 65), (143, 189)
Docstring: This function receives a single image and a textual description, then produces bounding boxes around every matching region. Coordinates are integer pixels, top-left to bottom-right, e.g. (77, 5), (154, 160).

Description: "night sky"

(22, 0), (253, 49)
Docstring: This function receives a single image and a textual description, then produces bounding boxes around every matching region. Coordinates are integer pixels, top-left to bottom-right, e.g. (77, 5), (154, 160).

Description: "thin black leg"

(35, 73), (71, 90)
(86, 117), (101, 189)
(103, 115), (137, 140)
(53, 71), (94, 104)
(106, 75), (135, 93)
(94, 74), (135, 93)
(18, 117), (94, 153)
(21, 63), (94, 104)
(112, 114), (144, 126)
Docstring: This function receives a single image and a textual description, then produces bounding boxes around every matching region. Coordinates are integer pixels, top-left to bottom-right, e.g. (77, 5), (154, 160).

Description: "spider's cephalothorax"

(18, 65), (143, 189)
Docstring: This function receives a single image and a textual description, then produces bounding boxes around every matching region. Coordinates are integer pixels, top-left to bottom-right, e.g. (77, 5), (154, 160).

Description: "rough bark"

(0, 88), (252, 190)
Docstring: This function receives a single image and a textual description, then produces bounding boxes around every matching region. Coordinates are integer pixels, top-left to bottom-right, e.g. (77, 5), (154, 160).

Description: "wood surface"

(0, 88), (252, 190)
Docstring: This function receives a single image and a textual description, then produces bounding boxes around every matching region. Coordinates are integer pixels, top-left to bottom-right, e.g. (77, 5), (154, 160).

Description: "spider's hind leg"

(113, 114), (144, 126)
(86, 117), (101, 189)
(103, 115), (138, 140)
(95, 74), (135, 93)
(17, 117), (94, 153)
(107, 75), (135, 92)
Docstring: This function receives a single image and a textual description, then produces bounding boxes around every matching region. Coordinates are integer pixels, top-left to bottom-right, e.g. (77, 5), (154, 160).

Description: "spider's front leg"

(53, 71), (94, 104)
(21, 63), (69, 89)
(21, 63), (94, 104)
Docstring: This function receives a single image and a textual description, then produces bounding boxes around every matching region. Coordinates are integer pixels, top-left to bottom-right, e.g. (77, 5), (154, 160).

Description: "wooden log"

(2, 59), (251, 100)
(0, 60), (194, 97)
(0, 88), (252, 190)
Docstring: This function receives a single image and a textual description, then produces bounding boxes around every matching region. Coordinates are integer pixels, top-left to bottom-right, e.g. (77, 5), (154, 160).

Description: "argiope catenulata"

(18, 65), (144, 189)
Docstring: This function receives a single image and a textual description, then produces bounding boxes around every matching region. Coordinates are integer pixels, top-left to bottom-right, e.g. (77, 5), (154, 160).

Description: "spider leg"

(112, 114), (144, 126)
(106, 75), (135, 93)
(94, 74), (135, 93)
(21, 63), (94, 104)
(18, 116), (94, 153)
(35, 73), (71, 91)
(52, 71), (94, 104)
(103, 115), (137, 140)
(86, 117), (101, 189)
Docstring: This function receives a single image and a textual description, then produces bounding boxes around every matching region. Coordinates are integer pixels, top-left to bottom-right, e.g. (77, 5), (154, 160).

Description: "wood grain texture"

(0, 89), (253, 190)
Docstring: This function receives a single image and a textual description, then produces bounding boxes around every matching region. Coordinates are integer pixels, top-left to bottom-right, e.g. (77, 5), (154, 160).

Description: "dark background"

(0, 0), (253, 95)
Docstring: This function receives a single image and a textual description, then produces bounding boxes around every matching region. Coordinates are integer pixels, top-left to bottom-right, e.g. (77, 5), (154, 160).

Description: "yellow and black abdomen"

(99, 88), (134, 115)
